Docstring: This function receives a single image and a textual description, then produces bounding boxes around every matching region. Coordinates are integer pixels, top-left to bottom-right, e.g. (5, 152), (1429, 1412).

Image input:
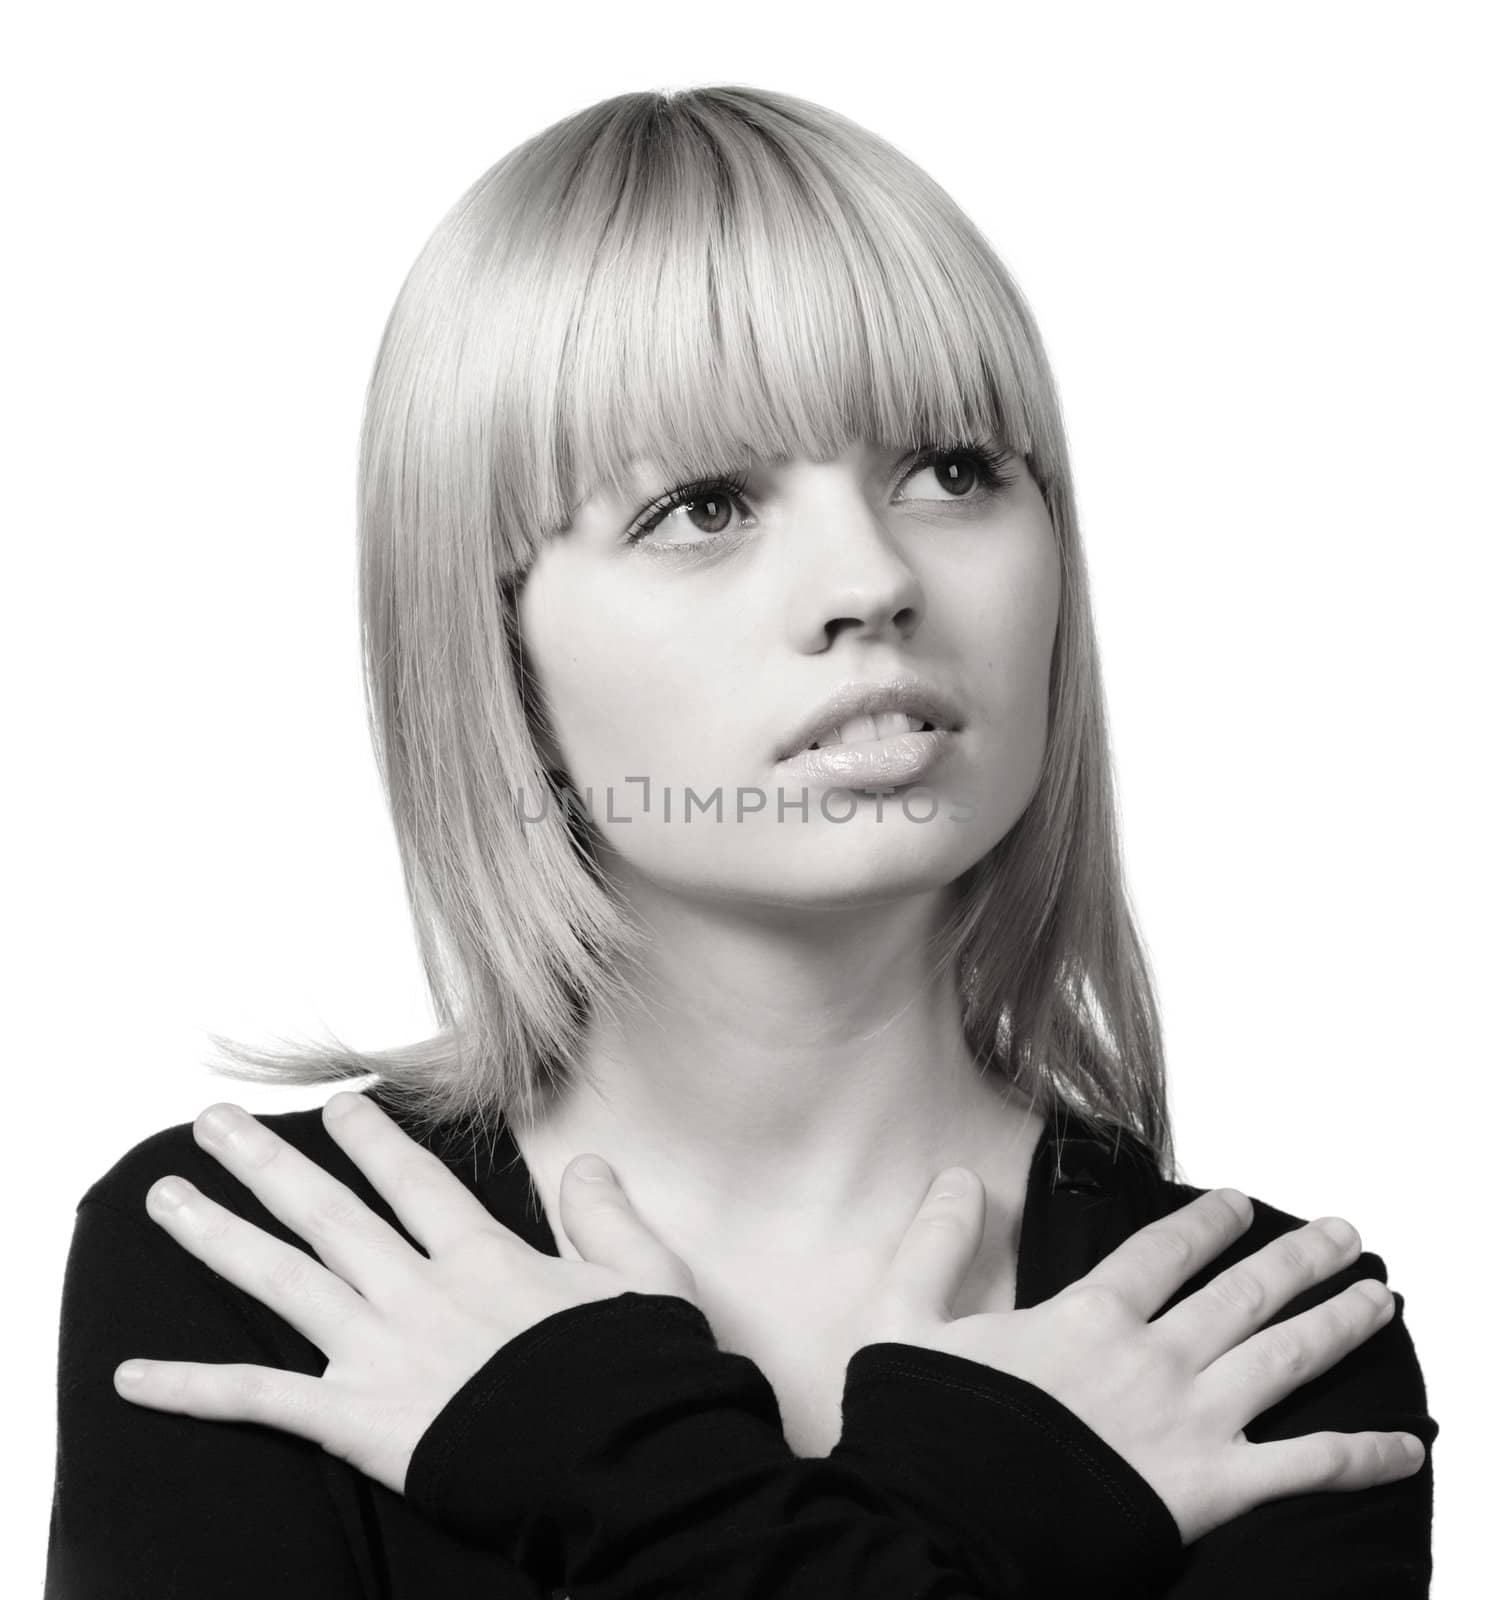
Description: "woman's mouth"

(776, 714), (954, 788)
(801, 711), (933, 750)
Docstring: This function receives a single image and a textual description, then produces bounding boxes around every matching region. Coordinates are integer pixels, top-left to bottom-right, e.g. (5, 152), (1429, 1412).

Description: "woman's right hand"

(861, 1171), (1426, 1546)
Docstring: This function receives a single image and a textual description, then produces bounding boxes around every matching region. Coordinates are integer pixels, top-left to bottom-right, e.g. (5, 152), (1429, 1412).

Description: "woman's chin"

(617, 825), (996, 910)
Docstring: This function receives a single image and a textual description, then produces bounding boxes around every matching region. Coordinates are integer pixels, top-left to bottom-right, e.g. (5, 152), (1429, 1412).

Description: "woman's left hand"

(113, 1092), (697, 1497)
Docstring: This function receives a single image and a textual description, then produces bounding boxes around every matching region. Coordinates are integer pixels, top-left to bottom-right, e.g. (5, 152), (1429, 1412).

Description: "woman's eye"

(625, 445), (1014, 550)
(896, 446), (1015, 503)
(643, 488), (748, 545)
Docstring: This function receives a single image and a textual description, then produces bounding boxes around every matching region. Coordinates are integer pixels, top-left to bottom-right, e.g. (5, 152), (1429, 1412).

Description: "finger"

(114, 1357), (328, 1441)
(1200, 1275), (1399, 1422)
(557, 1156), (694, 1296)
(194, 1102), (424, 1297)
(1081, 1188), (1253, 1318)
(320, 1091), (513, 1257)
(1227, 1426), (1427, 1512)
(1156, 1216), (1363, 1371)
(145, 1175), (369, 1354)
(882, 1168), (987, 1323)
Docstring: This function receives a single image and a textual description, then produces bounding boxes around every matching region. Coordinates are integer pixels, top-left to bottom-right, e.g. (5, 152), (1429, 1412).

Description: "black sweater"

(45, 1089), (1437, 1597)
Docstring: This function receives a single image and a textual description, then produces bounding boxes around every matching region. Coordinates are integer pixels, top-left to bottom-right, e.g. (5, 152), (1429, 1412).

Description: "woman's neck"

(510, 882), (1042, 1270)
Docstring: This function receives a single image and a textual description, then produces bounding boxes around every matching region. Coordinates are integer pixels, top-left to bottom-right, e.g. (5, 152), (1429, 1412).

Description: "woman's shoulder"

(76, 1099), (339, 1225)
(61, 1097), (399, 1375)
(71, 1085), (486, 1267)
(1057, 1107), (1366, 1261)
(1065, 1111), (1434, 1441)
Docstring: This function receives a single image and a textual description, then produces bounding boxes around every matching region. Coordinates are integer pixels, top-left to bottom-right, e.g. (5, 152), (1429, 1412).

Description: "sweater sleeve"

(45, 1198), (368, 1600)
(830, 1341), (1184, 1598)
(832, 1252), (1436, 1599)
(402, 1290), (1181, 1598)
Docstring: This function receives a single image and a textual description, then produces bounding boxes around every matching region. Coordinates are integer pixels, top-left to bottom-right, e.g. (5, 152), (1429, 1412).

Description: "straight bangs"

(483, 88), (1062, 570)
(211, 84), (1170, 1175)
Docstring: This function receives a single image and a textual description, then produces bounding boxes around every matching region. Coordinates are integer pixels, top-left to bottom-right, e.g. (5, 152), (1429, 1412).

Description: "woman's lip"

(774, 727), (955, 788)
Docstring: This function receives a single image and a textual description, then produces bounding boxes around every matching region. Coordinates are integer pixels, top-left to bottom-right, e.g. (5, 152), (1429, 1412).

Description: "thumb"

(883, 1167), (987, 1324)
(558, 1154), (696, 1299)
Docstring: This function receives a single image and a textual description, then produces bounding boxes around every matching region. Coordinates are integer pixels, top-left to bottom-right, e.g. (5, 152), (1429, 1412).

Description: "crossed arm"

(45, 1100), (1435, 1598)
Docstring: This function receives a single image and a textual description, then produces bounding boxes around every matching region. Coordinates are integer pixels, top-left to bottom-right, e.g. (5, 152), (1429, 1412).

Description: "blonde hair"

(208, 84), (1174, 1177)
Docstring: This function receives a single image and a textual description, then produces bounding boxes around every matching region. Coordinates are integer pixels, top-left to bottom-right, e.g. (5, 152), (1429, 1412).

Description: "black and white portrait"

(15, 5), (1479, 1595)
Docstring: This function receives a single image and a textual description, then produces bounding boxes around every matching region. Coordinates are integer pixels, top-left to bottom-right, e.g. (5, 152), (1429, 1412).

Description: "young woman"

(46, 85), (1436, 1598)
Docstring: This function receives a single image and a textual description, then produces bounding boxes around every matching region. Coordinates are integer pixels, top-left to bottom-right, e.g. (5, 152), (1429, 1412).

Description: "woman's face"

(515, 437), (1061, 909)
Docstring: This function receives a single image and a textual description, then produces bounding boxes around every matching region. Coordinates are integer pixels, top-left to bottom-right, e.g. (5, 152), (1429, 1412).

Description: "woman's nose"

(780, 493), (925, 653)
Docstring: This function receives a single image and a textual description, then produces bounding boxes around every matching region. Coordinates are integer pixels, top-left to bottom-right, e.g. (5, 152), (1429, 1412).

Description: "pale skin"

(122, 1092), (1419, 1547)
(507, 435), (1064, 1448)
(117, 438), (1426, 1541)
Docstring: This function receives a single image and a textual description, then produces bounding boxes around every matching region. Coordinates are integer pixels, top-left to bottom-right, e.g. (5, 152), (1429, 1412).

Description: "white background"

(7, 2), (1483, 1592)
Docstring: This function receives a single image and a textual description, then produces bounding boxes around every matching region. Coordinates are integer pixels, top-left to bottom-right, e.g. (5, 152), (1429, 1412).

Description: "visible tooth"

(833, 714), (882, 746)
(872, 712), (915, 740)
(809, 711), (929, 751)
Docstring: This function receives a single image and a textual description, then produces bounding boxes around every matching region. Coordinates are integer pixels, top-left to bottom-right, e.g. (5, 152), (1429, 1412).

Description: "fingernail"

(572, 1155), (612, 1183)
(1319, 1216), (1357, 1249)
(149, 1178), (191, 1212)
(116, 1361), (149, 1386)
(198, 1104), (245, 1143)
(1215, 1188), (1251, 1221)
(930, 1168), (971, 1202)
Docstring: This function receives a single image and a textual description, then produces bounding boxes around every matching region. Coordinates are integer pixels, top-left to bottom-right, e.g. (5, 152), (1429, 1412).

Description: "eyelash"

(621, 439), (1018, 550)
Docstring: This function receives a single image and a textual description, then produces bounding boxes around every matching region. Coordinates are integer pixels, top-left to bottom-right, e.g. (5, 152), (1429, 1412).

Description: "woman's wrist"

(404, 1291), (730, 1554)
(405, 1290), (1183, 1597)
(833, 1340), (1184, 1598)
